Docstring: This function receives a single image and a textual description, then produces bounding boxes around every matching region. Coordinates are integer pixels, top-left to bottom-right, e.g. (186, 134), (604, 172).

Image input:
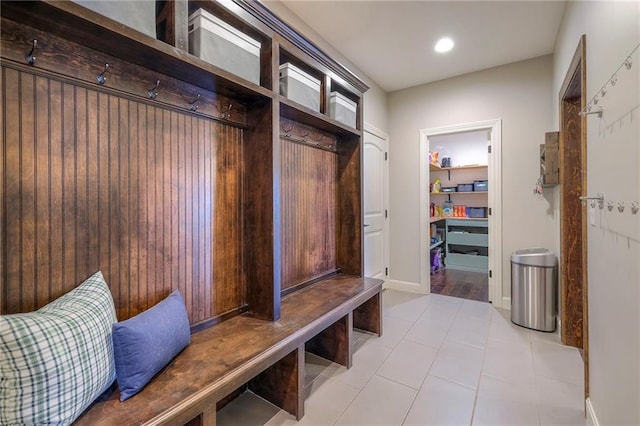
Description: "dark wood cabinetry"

(1, 0), (368, 326)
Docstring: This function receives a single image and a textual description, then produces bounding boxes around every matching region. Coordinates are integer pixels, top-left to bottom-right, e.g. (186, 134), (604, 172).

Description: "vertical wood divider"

(322, 75), (331, 114)
(248, 345), (305, 419)
(336, 137), (363, 276)
(244, 99), (278, 321)
(271, 40), (282, 319)
(306, 313), (353, 368)
(162, 0), (189, 51)
(0, 65), (5, 314)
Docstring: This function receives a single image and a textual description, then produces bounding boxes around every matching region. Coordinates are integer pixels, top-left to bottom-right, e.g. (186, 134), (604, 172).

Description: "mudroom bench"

(75, 275), (383, 426)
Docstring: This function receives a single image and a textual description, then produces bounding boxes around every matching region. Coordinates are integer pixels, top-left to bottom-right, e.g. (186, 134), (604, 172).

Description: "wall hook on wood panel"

(298, 130), (309, 142)
(96, 63), (109, 85)
(281, 122), (294, 137)
(189, 93), (200, 111)
(25, 39), (37, 66)
(310, 134), (325, 147)
(215, 102), (232, 120)
(148, 80), (160, 99)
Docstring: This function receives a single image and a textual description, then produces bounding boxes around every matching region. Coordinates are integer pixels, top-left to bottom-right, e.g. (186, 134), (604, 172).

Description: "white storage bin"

(329, 92), (357, 128)
(279, 63), (321, 112)
(188, 9), (261, 85)
(72, 0), (156, 38)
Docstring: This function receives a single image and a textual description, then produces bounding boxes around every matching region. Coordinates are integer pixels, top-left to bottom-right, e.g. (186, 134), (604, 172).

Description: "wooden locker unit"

(0, 0), (368, 324)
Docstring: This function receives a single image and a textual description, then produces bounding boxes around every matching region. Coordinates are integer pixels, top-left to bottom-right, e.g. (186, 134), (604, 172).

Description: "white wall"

(552, 2), (640, 424)
(261, 1), (389, 135)
(429, 130), (489, 167)
(388, 55), (556, 300)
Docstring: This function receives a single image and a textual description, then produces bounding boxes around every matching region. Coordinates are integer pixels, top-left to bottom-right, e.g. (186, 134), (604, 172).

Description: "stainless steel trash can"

(511, 248), (557, 332)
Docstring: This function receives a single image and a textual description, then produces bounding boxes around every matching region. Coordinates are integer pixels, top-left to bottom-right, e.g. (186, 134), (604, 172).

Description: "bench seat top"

(75, 274), (383, 425)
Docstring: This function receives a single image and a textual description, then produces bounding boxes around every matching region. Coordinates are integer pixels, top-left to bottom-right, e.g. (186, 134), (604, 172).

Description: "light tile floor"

(218, 289), (586, 426)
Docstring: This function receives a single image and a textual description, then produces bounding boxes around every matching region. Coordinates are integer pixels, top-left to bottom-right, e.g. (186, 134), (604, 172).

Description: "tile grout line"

(468, 307), (493, 426)
(331, 327), (398, 425)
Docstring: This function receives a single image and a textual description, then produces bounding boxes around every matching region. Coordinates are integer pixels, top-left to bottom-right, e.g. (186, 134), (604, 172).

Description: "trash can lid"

(510, 247), (557, 267)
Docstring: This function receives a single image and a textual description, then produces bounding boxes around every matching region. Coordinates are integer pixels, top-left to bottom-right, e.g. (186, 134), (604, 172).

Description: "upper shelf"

(1, 1), (273, 103)
(430, 164), (488, 171)
(280, 97), (361, 138)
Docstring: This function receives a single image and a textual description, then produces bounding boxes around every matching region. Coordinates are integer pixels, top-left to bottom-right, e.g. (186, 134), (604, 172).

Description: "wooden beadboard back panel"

(280, 138), (337, 290)
(1, 65), (246, 324)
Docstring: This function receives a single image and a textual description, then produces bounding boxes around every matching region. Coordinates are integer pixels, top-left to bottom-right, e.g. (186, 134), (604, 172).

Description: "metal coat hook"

(299, 131), (309, 142)
(618, 201), (625, 213)
(216, 103), (232, 120)
(624, 56), (632, 70)
(607, 201), (614, 211)
(25, 39), (37, 66)
(632, 202), (639, 215)
(579, 106), (602, 118)
(148, 80), (160, 99)
(189, 93), (200, 111)
(96, 63), (109, 85)
(281, 123), (293, 137)
(310, 134), (324, 147)
(579, 193), (604, 209)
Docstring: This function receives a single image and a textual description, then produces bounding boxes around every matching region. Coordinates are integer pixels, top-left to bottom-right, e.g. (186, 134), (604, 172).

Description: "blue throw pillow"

(112, 290), (190, 400)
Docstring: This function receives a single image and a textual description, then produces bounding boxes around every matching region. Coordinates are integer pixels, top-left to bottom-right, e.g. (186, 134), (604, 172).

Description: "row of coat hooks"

(24, 39), (234, 120)
(579, 193), (639, 215)
(579, 42), (639, 118)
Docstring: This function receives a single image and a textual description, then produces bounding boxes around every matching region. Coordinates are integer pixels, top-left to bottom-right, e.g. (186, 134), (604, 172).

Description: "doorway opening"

(419, 120), (503, 306)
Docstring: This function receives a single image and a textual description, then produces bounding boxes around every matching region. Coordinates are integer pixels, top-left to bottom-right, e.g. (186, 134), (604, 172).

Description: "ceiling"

(277, 1), (567, 92)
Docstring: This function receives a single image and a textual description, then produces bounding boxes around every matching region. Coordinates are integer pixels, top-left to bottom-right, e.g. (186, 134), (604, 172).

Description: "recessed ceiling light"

(434, 37), (454, 53)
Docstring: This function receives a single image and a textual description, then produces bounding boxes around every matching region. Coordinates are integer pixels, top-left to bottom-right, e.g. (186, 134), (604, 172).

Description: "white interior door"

(363, 130), (388, 280)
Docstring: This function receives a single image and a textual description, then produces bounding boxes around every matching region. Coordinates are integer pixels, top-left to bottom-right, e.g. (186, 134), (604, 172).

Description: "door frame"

(364, 123), (390, 285)
(558, 34), (588, 396)
(419, 119), (503, 306)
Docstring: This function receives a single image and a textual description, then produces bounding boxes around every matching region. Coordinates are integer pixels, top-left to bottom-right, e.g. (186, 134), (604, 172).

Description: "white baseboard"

(502, 297), (511, 309)
(586, 398), (599, 426)
(386, 279), (427, 294)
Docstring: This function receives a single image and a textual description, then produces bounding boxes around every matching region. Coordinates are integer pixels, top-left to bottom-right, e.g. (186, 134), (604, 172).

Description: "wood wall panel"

(215, 125), (245, 314)
(281, 138), (337, 290)
(1, 65), (245, 325)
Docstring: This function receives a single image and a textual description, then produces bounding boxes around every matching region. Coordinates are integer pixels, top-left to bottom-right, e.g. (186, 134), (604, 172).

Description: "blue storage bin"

(474, 180), (488, 191)
(467, 207), (487, 218)
(457, 183), (474, 192)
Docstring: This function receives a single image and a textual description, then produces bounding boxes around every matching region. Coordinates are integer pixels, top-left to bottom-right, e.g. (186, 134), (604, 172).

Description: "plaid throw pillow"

(0, 271), (117, 425)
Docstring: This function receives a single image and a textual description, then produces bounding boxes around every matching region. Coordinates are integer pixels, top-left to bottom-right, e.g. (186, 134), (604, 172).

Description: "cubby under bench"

(75, 275), (383, 426)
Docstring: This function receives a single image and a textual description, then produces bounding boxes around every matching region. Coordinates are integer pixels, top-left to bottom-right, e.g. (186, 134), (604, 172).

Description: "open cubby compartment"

(279, 48), (326, 113)
(329, 79), (361, 131)
(279, 131), (362, 297)
(0, 1), (273, 103)
(185, 0), (274, 90)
